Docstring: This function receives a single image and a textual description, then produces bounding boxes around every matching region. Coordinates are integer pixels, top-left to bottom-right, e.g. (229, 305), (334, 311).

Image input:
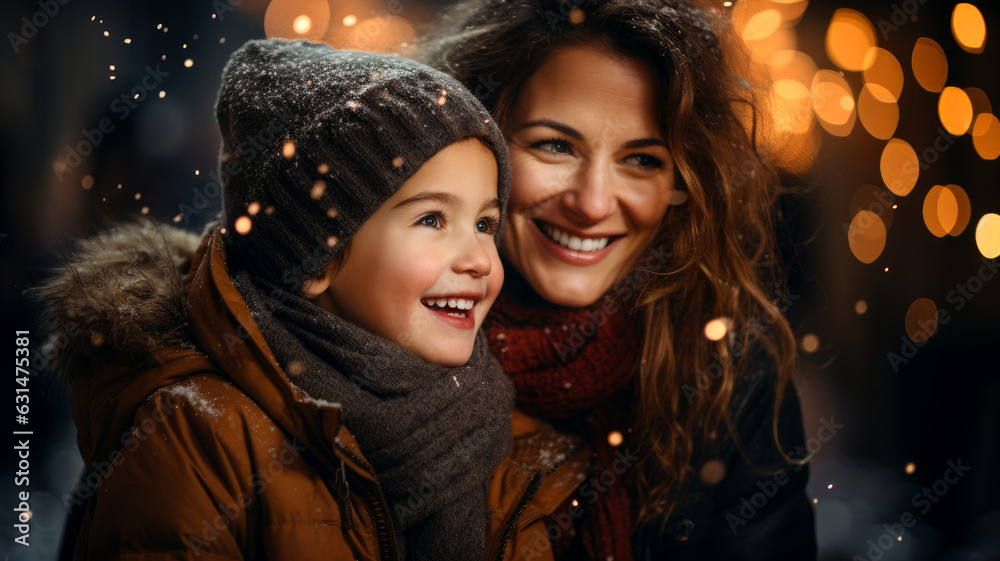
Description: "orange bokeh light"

(923, 185), (956, 238)
(880, 139), (919, 196)
(826, 9), (877, 72)
(848, 210), (887, 264)
(911, 38), (948, 93)
(812, 70), (856, 137)
(952, 3), (986, 54)
(743, 9), (783, 42)
(938, 86), (974, 135)
(264, 0), (330, 40)
(976, 214), (1000, 259)
(905, 298), (938, 343)
(944, 185), (971, 237)
(863, 48), (904, 103)
(859, 84), (899, 140)
(972, 113), (1000, 160)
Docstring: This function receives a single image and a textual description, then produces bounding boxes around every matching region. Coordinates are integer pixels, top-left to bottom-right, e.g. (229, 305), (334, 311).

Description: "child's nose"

(453, 234), (493, 278)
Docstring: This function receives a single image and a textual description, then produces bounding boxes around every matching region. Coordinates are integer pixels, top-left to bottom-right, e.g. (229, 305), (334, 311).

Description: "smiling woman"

(421, 0), (817, 558)
(502, 43), (675, 307)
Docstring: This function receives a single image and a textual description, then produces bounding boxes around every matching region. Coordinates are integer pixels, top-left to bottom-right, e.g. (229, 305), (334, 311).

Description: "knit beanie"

(215, 39), (511, 291)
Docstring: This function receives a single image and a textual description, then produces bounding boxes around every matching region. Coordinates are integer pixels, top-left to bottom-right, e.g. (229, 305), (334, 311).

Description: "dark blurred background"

(1, 0), (998, 559)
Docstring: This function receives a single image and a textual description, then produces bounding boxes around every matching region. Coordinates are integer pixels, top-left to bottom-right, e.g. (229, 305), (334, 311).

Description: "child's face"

(325, 138), (504, 367)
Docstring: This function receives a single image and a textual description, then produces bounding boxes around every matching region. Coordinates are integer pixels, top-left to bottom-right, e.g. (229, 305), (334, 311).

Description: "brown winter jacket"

(41, 223), (588, 561)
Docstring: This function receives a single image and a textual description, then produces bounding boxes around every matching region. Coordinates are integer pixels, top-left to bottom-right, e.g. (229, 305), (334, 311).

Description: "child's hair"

(215, 39), (511, 292)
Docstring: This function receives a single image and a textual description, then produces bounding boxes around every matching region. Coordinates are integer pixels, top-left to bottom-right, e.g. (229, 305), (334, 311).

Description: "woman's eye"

(532, 138), (573, 155)
(624, 153), (664, 170)
(418, 214), (441, 228)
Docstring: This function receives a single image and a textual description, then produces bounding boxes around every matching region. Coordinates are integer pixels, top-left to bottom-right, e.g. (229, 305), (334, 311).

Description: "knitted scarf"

(233, 271), (515, 560)
(483, 272), (638, 561)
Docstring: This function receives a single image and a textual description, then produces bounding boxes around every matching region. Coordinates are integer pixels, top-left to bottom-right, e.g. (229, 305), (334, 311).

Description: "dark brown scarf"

(233, 270), (515, 560)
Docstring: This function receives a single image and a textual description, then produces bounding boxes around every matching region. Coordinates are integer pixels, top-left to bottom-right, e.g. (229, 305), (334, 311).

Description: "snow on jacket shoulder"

(35, 221), (589, 561)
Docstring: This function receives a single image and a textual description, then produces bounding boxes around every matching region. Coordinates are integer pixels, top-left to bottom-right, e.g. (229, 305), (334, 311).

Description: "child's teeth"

(422, 298), (476, 311)
(446, 312), (467, 318)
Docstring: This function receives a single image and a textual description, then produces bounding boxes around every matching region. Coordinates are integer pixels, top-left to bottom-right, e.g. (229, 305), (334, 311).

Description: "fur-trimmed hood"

(32, 221), (204, 381)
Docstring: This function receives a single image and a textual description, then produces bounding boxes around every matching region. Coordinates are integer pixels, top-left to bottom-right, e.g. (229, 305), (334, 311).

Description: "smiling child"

(35, 39), (589, 561)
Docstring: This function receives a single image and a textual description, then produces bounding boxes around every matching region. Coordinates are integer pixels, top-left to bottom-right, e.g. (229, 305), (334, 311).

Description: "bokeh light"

(699, 459), (727, 486)
(938, 87), (974, 135)
(911, 38), (948, 93)
(748, 27), (797, 66)
(801, 334), (820, 353)
(234, 215), (252, 235)
(972, 113), (1000, 160)
(768, 0), (808, 24)
(944, 185), (972, 237)
(965, 87), (992, 119)
(812, 70), (856, 137)
(825, 9), (877, 72)
(859, 84), (899, 140)
(905, 298), (938, 343)
(848, 210), (887, 264)
(263, 0), (330, 40)
(951, 3), (986, 54)
(771, 79), (813, 134)
(976, 214), (1000, 258)
(863, 48), (904, 103)
(340, 15), (417, 56)
(742, 9), (782, 42)
(923, 185), (957, 238)
(855, 300), (868, 315)
(851, 184), (895, 231)
(880, 139), (919, 196)
(607, 431), (624, 447)
(704, 318), (730, 341)
(292, 15), (312, 35)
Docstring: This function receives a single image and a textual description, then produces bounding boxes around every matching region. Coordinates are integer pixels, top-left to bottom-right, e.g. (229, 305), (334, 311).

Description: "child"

(37, 39), (587, 561)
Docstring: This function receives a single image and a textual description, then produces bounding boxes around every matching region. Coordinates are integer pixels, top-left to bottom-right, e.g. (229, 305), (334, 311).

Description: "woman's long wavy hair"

(419, 0), (800, 529)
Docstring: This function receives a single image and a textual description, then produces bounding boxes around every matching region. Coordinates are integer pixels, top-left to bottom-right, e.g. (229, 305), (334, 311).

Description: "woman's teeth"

(542, 224), (609, 252)
(421, 297), (475, 318)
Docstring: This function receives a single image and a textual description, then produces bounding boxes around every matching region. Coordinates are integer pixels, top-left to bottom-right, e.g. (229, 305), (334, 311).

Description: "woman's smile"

(501, 43), (676, 307)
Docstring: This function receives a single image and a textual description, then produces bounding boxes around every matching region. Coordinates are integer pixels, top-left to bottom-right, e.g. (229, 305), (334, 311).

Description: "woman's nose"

(561, 159), (617, 223)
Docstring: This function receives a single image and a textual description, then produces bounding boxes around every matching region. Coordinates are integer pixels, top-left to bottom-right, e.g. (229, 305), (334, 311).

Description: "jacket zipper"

(332, 437), (395, 559)
(493, 472), (542, 561)
(367, 492), (394, 560)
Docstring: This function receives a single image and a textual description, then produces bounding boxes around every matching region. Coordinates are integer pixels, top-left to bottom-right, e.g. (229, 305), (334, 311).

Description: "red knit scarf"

(484, 280), (638, 561)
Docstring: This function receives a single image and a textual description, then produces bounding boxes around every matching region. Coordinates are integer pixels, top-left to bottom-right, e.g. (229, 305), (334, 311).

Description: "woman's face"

(501, 43), (676, 308)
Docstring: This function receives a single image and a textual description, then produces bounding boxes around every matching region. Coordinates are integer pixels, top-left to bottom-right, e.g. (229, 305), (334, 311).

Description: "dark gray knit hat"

(215, 39), (510, 291)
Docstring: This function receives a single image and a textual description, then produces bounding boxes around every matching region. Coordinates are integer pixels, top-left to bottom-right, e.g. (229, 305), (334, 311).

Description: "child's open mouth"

(421, 297), (477, 319)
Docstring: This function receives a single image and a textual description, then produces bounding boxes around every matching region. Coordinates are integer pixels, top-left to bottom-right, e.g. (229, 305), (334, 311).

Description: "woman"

(419, 0), (817, 558)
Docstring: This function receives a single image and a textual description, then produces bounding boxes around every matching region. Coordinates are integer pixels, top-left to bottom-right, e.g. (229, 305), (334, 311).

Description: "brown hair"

(419, 0), (801, 529)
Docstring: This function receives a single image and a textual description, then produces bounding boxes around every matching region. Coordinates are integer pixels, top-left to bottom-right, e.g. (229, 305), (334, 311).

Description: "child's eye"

(417, 213), (443, 229)
(476, 216), (500, 235)
(623, 153), (664, 170)
(531, 138), (574, 156)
